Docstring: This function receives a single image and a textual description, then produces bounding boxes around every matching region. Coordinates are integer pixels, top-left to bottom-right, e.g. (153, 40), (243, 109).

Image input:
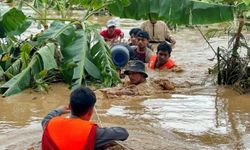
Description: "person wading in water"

(41, 87), (129, 150)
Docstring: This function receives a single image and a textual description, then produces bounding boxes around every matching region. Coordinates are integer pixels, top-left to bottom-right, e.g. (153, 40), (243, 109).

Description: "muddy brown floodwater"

(0, 14), (250, 150)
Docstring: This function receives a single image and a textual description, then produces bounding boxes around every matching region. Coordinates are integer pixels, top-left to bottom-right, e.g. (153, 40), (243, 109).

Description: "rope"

(94, 106), (132, 150)
(84, 69), (131, 149)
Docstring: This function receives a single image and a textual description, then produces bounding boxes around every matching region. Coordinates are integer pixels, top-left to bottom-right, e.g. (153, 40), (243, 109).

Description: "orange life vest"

(42, 116), (97, 150)
(148, 55), (175, 70)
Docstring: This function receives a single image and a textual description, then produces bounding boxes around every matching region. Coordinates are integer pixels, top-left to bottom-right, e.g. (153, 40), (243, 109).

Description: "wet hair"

(70, 87), (96, 117)
(129, 28), (142, 36)
(157, 42), (172, 56)
(136, 31), (150, 40)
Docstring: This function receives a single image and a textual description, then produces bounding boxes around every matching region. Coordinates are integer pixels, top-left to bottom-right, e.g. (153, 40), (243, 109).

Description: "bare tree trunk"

(232, 18), (245, 55)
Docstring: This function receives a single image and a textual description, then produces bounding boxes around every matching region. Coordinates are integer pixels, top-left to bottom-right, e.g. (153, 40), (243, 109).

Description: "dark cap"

(157, 42), (172, 55)
(129, 28), (142, 36)
(136, 31), (150, 40)
(124, 60), (148, 78)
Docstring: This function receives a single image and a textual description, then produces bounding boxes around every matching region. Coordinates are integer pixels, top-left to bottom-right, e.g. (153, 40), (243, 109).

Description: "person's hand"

(169, 37), (176, 45)
(101, 141), (117, 149)
(56, 105), (70, 114)
(120, 32), (124, 39)
(111, 38), (117, 43)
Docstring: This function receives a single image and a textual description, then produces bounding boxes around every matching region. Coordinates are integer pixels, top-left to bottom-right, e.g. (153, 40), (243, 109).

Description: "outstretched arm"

(41, 105), (70, 129)
(95, 127), (129, 149)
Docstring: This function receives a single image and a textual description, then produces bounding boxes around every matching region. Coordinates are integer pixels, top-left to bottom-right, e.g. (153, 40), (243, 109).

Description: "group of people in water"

(41, 18), (177, 150)
(97, 18), (178, 101)
(100, 18), (176, 71)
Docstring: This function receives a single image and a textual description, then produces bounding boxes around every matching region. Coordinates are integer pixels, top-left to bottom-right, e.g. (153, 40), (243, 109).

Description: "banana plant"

(0, 43), (56, 96)
(0, 1), (123, 96)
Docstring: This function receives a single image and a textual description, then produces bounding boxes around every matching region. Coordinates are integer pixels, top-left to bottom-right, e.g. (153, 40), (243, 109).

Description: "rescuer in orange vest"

(148, 42), (175, 70)
(41, 87), (129, 150)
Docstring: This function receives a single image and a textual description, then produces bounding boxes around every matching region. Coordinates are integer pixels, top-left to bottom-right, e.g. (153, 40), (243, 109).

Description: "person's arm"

(115, 29), (124, 41)
(163, 23), (176, 45)
(119, 30), (124, 39)
(41, 105), (70, 129)
(166, 35), (176, 46)
(95, 127), (129, 149)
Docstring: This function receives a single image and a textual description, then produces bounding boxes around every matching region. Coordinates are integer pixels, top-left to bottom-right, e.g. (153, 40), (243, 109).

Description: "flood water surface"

(0, 5), (250, 149)
(1, 84), (250, 149)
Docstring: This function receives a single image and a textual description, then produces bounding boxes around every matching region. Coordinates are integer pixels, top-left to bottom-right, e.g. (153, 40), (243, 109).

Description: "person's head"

(156, 42), (172, 65)
(107, 19), (116, 35)
(129, 28), (142, 45)
(149, 14), (157, 24)
(124, 60), (148, 85)
(136, 31), (149, 50)
(70, 87), (96, 120)
(149, 18), (157, 24)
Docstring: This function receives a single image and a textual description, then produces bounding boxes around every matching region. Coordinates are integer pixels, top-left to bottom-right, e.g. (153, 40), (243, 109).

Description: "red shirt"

(100, 29), (123, 41)
(148, 55), (175, 70)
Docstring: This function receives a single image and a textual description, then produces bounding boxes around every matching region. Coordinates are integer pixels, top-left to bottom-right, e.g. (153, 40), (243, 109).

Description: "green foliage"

(243, 0), (250, 5)
(0, 43), (56, 96)
(0, 8), (31, 38)
(108, 0), (235, 25)
(4, 59), (22, 79)
(20, 42), (32, 70)
(199, 0), (245, 5)
(70, 0), (107, 8)
(89, 31), (120, 87)
(33, 20), (119, 91)
(36, 44), (57, 70)
(66, 29), (89, 90)
(33, 0), (55, 8)
(85, 57), (101, 79)
(56, 21), (118, 89)
(69, 0), (130, 9)
(0, 65), (4, 79)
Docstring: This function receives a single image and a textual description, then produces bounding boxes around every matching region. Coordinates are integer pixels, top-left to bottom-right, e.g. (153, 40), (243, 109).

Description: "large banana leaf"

(36, 44), (57, 70)
(108, 0), (235, 25)
(0, 57), (35, 97)
(90, 31), (120, 87)
(57, 20), (119, 88)
(0, 43), (56, 96)
(58, 22), (101, 90)
(4, 59), (22, 79)
(0, 8), (31, 38)
(37, 21), (71, 42)
(70, 30), (88, 90)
